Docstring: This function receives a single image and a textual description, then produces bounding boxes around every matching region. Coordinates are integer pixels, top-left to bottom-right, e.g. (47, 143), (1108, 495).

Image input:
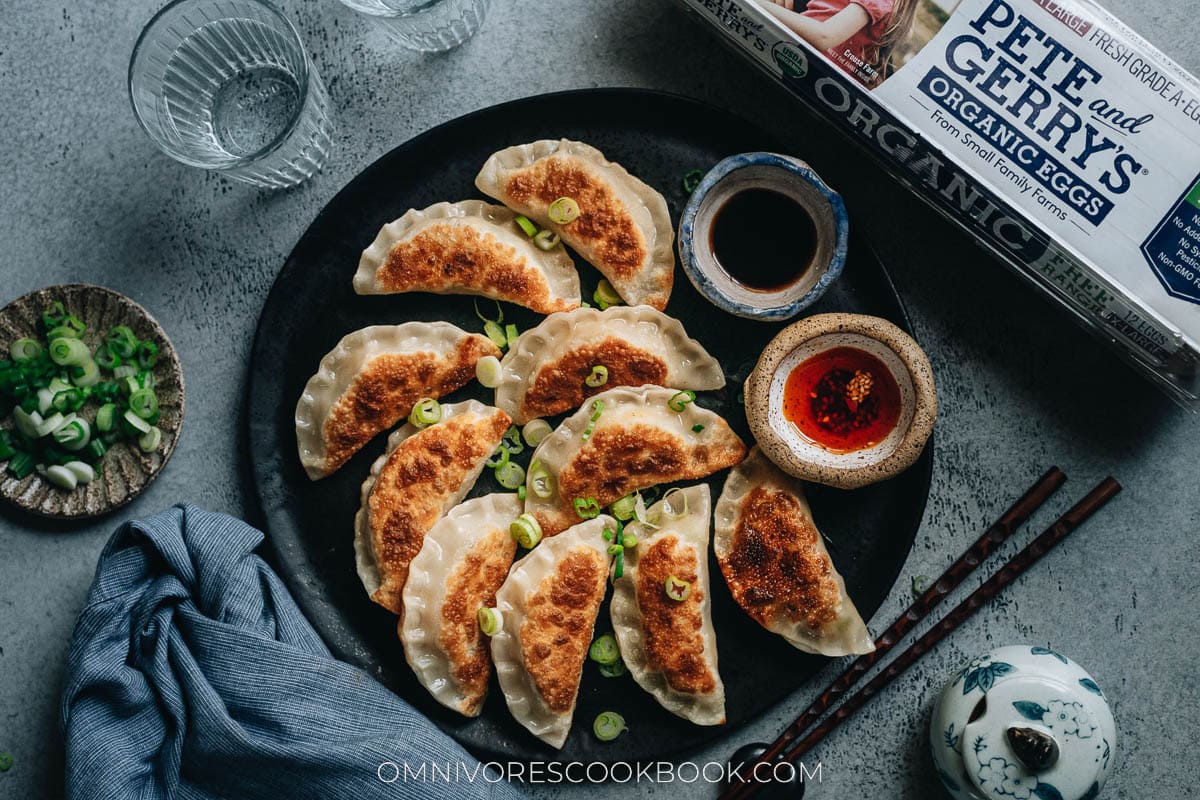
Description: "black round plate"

(247, 89), (932, 764)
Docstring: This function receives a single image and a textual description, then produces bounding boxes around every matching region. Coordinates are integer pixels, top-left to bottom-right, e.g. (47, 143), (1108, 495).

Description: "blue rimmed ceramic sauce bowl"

(678, 152), (849, 322)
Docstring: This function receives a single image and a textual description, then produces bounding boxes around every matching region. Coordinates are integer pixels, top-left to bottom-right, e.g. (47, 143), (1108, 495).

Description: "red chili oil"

(782, 346), (901, 453)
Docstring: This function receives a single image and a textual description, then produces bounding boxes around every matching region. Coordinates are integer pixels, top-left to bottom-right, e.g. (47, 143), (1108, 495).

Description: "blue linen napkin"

(60, 504), (525, 800)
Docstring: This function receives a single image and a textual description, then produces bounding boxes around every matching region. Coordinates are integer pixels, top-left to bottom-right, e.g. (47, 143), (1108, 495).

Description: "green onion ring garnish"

(521, 418), (552, 446)
(48, 337), (90, 367)
(529, 461), (555, 498)
(613, 547), (625, 580)
(485, 443), (510, 469)
(510, 513), (543, 549)
(514, 215), (538, 237)
(495, 461), (526, 490)
(667, 390), (696, 412)
(533, 229), (561, 250)
(517, 485), (527, 501)
(408, 397), (442, 428)
(477, 607), (503, 636)
(505, 323), (519, 348)
(610, 493), (637, 521)
(548, 197), (580, 225)
(598, 660), (627, 678)
(606, 543), (624, 557)
(593, 711), (626, 742)
(484, 320), (507, 349)
(683, 168), (705, 193)
(584, 365), (609, 388)
(664, 575), (692, 601)
(10, 337), (43, 361)
(475, 355), (503, 388)
(621, 531), (638, 549)
(502, 425), (524, 455)
(592, 279), (623, 310)
(573, 496), (601, 519)
(691, 423), (705, 433)
(589, 634), (621, 665)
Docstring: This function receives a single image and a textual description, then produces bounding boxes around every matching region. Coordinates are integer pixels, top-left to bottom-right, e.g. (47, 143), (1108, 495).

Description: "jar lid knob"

(1006, 726), (1060, 771)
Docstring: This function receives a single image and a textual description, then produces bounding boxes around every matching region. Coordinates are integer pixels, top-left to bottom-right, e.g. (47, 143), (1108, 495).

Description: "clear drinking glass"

(338, 0), (492, 52)
(129, 0), (333, 189)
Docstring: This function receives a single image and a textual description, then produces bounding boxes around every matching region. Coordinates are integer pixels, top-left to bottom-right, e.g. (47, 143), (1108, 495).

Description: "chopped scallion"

(408, 397), (442, 428)
(105, 325), (138, 359)
(662, 487), (689, 519)
(502, 425), (524, 455)
(610, 493), (637, 521)
(510, 513), (543, 549)
(517, 485), (526, 501)
(584, 365), (609, 388)
(664, 575), (692, 601)
(495, 461), (526, 490)
(484, 320), (507, 349)
(588, 634), (621, 665)
(667, 390), (696, 412)
(593, 279), (622, 310)
(8, 451), (35, 479)
(533, 229), (561, 250)
(122, 409), (151, 435)
(504, 323), (519, 348)
(475, 355), (503, 388)
(485, 443), (510, 469)
(514, 215), (538, 238)
(48, 337), (90, 367)
(521, 418), (552, 447)
(138, 426), (162, 453)
(64, 460), (95, 484)
(573, 496), (600, 519)
(95, 403), (117, 433)
(548, 197), (581, 225)
(10, 338), (43, 361)
(136, 340), (159, 369)
(528, 461), (555, 498)
(129, 389), (159, 420)
(598, 660), (627, 678)
(593, 711), (626, 742)
(477, 606), (503, 636)
(53, 418), (91, 451)
(44, 464), (78, 490)
(621, 532), (638, 549)
(692, 423), (705, 433)
(683, 168), (705, 193)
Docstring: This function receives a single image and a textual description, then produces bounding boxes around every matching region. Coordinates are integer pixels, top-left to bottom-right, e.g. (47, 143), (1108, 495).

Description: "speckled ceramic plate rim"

(0, 283), (185, 519)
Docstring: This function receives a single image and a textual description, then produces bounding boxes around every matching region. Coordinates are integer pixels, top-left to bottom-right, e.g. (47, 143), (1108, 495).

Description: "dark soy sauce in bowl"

(710, 188), (817, 292)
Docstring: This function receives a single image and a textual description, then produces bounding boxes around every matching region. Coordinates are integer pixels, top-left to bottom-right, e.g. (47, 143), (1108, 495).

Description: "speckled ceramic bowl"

(678, 152), (848, 321)
(0, 284), (184, 518)
(744, 313), (935, 489)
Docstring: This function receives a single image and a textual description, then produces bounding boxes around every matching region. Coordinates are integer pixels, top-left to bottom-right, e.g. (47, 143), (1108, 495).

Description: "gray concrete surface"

(1, 0), (1198, 797)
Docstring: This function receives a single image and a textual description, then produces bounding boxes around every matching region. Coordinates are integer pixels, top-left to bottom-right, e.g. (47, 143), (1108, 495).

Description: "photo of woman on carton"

(755, 0), (957, 88)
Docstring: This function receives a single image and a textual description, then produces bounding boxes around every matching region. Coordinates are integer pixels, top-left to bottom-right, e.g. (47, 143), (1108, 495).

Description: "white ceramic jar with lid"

(930, 645), (1116, 800)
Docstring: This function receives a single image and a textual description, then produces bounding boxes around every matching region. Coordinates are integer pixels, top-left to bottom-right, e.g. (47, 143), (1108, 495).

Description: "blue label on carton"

(1141, 177), (1200, 304)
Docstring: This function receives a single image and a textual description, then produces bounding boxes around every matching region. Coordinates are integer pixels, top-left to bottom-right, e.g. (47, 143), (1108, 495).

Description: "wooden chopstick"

(721, 466), (1067, 800)
(726, 476), (1121, 800)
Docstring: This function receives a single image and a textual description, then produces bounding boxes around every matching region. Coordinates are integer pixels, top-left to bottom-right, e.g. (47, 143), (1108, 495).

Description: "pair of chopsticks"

(720, 467), (1121, 800)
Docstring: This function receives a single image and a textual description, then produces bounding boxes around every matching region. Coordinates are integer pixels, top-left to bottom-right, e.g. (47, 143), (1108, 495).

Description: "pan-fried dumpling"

(353, 200), (581, 315)
(524, 385), (747, 537)
(296, 323), (500, 480)
(355, 400), (512, 614)
(475, 140), (674, 311)
(611, 485), (725, 725)
(490, 515), (615, 749)
(496, 306), (725, 424)
(714, 448), (874, 657)
(400, 493), (521, 717)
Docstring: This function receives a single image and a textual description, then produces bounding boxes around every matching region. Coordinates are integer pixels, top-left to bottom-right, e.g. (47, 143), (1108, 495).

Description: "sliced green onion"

(598, 660), (627, 678)
(589, 634), (621, 665)
(0, 432), (15, 461)
(485, 443), (510, 469)
(528, 461), (555, 499)
(606, 543), (624, 556)
(532, 229), (561, 250)
(83, 438), (107, 463)
(122, 409), (151, 435)
(34, 412), (65, 438)
(62, 315), (86, 336)
(119, 375), (140, 397)
(495, 461), (526, 490)
(408, 397), (442, 428)
(912, 575), (929, 597)
(593, 711), (626, 742)
(602, 526), (614, 542)
(613, 547), (625, 579)
(664, 575), (692, 601)
(13, 407), (41, 439)
(692, 423), (705, 433)
(585, 365), (609, 388)
(574, 497), (600, 519)
(95, 403), (117, 433)
(504, 324), (519, 348)
(137, 370), (155, 390)
(51, 389), (85, 414)
(683, 168), (705, 193)
(510, 513), (543, 549)
(667, 390), (696, 412)
(53, 419), (91, 451)
(582, 399), (605, 442)
(71, 358), (101, 388)
(45, 325), (82, 342)
(129, 389), (159, 420)
(548, 197), (581, 225)
(105, 325), (139, 359)
(621, 532), (638, 549)
(522, 418), (552, 446)
(37, 388), (54, 415)
(478, 606), (503, 636)
(610, 493), (637, 521)
(44, 464), (78, 490)
(136, 340), (159, 369)
(473, 298), (504, 325)
(93, 344), (120, 370)
(48, 377), (72, 394)
(41, 301), (66, 330)
(593, 279), (623, 310)
(484, 320), (507, 349)
(7, 451), (35, 479)
(112, 364), (136, 380)
(502, 425), (524, 455)
(10, 338), (43, 361)
(48, 337), (89, 367)
(662, 487), (689, 519)
(138, 426), (162, 453)
(514, 215), (538, 238)
(475, 355), (503, 388)
(64, 461), (95, 484)
(517, 485), (527, 501)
